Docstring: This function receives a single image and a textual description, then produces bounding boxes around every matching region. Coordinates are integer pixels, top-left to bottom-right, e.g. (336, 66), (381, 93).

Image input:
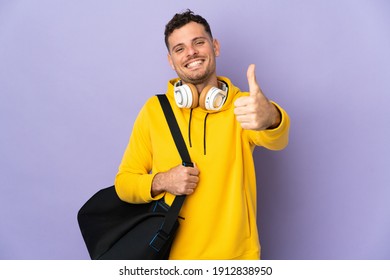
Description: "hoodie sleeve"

(247, 101), (290, 150)
(114, 98), (165, 203)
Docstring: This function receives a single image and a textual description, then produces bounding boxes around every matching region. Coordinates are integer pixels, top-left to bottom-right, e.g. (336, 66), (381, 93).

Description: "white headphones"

(174, 80), (228, 111)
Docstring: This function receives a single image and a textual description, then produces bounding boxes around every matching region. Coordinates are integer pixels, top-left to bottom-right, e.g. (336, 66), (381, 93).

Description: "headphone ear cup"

(186, 83), (199, 108)
(199, 85), (227, 111)
(199, 85), (214, 110)
(174, 83), (199, 108)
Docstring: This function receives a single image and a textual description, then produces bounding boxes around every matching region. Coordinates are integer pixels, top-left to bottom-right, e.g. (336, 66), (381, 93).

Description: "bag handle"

(149, 94), (192, 252)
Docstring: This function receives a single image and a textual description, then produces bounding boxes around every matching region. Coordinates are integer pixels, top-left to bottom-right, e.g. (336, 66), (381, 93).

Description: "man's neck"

(193, 75), (218, 93)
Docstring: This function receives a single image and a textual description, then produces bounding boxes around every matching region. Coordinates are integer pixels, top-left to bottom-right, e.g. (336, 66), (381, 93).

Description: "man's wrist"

(267, 103), (282, 129)
(151, 173), (165, 197)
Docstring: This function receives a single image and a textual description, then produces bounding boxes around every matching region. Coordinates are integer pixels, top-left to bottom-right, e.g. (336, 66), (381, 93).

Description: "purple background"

(1, 0), (389, 260)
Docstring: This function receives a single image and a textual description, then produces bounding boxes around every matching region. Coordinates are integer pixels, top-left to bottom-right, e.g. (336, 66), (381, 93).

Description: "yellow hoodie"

(115, 76), (290, 259)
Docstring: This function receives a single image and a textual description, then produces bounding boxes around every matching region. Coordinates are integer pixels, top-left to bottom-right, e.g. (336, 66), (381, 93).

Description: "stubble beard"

(178, 59), (216, 86)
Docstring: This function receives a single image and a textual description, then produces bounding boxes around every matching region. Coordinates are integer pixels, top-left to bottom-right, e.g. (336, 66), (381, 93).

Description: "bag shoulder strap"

(150, 94), (192, 250)
(157, 94), (192, 165)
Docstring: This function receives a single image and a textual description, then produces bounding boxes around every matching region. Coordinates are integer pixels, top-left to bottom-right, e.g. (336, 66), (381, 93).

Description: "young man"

(115, 10), (290, 259)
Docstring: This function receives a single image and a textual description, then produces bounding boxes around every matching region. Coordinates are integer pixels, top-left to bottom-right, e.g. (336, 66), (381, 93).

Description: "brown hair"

(164, 9), (213, 51)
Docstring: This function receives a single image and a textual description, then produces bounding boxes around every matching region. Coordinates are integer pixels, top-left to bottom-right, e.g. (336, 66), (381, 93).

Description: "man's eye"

(174, 47), (184, 53)
(195, 40), (205, 45)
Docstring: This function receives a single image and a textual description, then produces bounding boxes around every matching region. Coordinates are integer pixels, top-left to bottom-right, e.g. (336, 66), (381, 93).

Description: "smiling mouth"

(185, 59), (204, 69)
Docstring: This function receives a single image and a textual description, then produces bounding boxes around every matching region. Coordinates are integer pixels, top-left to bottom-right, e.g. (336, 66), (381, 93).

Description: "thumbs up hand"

(234, 64), (281, 130)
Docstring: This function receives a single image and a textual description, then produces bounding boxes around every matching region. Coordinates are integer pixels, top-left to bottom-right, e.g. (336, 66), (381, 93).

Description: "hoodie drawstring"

(188, 109), (193, 148)
(187, 109), (210, 155)
(203, 113), (209, 155)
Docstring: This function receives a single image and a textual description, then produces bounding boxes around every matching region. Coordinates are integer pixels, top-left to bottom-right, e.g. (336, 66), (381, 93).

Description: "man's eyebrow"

(192, 36), (209, 41)
(170, 36), (209, 52)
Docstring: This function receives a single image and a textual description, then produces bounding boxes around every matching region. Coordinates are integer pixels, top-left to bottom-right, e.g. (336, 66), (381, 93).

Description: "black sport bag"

(77, 94), (191, 259)
(77, 185), (185, 259)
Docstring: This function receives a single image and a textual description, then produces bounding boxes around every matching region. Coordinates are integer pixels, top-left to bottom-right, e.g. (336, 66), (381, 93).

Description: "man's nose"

(186, 45), (198, 57)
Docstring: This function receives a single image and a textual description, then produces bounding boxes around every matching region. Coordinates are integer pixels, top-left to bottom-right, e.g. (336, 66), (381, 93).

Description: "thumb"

(247, 64), (262, 96)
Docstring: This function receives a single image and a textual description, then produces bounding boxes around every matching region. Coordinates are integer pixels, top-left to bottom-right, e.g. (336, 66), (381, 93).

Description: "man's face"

(167, 22), (220, 85)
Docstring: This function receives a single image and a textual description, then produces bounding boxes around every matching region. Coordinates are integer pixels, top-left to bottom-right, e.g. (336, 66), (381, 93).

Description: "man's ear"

(167, 53), (175, 70)
(213, 39), (221, 57)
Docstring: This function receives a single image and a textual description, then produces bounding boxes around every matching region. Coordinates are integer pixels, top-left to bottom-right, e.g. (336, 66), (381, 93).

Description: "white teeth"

(186, 60), (202, 68)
